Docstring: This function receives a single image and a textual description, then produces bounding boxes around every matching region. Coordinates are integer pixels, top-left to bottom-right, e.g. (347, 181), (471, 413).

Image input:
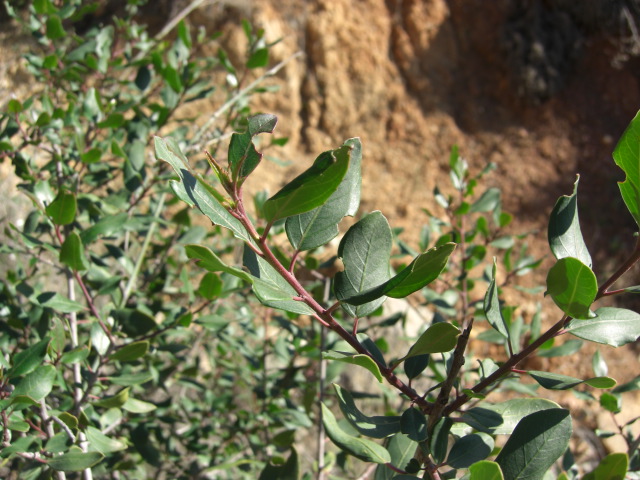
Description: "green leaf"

(7, 337), (50, 379)
(286, 139), (362, 251)
(584, 452), (628, 480)
(46, 190), (76, 225)
(429, 417), (452, 464)
(185, 245), (253, 283)
(334, 211), (393, 317)
(462, 398), (560, 435)
(565, 307), (640, 347)
(85, 426), (126, 454)
(79, 213), (128, 245)
(60, 232), (89, 271)
(470, 188), (501, 213)
(263, 144), (351, 222)
(107, 372), (153, 386)
(37, 292), (85, 313)
(402, 322), (459, 361)
(484, 259), (510, 340)
(80, 148), (101, 164)
(47, 451), (104, 472)
(333, 384), (400, 438)
(546, 257), (597, 319)
(247, 47), (269, 68)
(469, 461), (504, 480)
(243, 248), (315, 315)
(97, 113), (125, 129)
(340, 243), (456, 306)
(404, 354), (430, 380)
(109, 341), (149, 362)
(600, 392), (621, 413)
(447, 433), (494, 469)
(11, 365), (56, 401)
(496, 409), (571, 480)
(613, 110), (640, 228)
(258, 448), (299, 480)
(113, 309), (156, 337)
(400, 408), (427, 442)
(321, 403), (391, 464)
(46, 15), (65, 39)
(548, 176), (592, 267)
(529, 371), (616, 390)
(228, 114), (277, 181)
(374, 434), (417, 480)
(93, 387), (130, 408)
(155, 137), (252, 243)
(323, 352), (383, 383)
(122, 397), (156, 413)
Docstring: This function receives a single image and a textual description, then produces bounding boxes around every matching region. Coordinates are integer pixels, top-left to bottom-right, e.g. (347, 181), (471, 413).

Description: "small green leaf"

(321, 403), (391, 464)
(536, 339), (583, 358)
(60, 232), (89, 271)
(185, 244), (253, 283)
(7, 337), (50, 379)
(373, 434), (417, 480)
(97, 113), (125, 129)
(93, 387), (130, 408)
(11, 365), (56, 401)
(496, 409), (571, 480)
(470, 188), (501, 213)
(529, 371), (616, 390)
(155, 137), (252, 243)
(79, 213), (128, 245)
(340, 243), (456, 306)
(323, 352), (383, 383)
(462, 398), (560, 435)
(404, 354), (430, 380)
(333, 384), (400, 438)
(402, 322), (459, 360)
(247, 47), (269, 69)
(400, 408), (427, 442)
(583, 452), (628, 480)
(565, 307), (640, 347)
(546, 257), (597, 319)
(80, 148), (101, 164)
(548, 176), (592, 267)
(263, 144), (351, 222)
(599, 392), (621, 413)
(286, 139), (362, 251)
(109, 341), (149, 362)
(85, 426), (126, 454)
(469, 461), (504, 480)
(46, 15), (65, 39)
(122, 397), (156, 413)
(484, 259), (510, 339)
(258, 448), (299, 480)
(248, 113), (278, 135)
(613, 110), (640, 228)
(447, 433), (494, 469)
(334, 211), (393, 317)
(429, 417), (452, 464)
(47, 451), (104, 472)
(46, 190), (76, 225)
(107, 372), (153, 386)
(37, 292), (84, 313)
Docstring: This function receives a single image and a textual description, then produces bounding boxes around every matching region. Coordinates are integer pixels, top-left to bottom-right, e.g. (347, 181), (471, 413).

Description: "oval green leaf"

(403, 322), (459, 360)
(7, 337), (50, 379)
(447, 433), (494, 469)
(496, 408), (572, 480)
(334, 211), (392, 317)
(548, 176), (592, 267)
(565, 307), (640, 347)
(613, 110), (640, 228)
(333, 384), (400, 438)
(47, 451), (104, 472)
(469, 461), (504, 480)
(45, 190), (76, 225)
(11, 365), (56, 401)
(109, 341), (149, 362)
(323, 352), (383, 383)
(321, 403), (391, 464)
(546, 257), (597, 319)
(400, 408), (427, 442)
(263, 144), (351, 222)
(60, 232), (89, 271)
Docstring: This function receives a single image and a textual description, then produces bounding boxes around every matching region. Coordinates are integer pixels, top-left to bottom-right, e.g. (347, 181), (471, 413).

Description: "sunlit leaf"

(333, 384), (400, 438)
(613, 110), (640, 228)
(565, 307), (640, 347)
(546, 257), (597, 319)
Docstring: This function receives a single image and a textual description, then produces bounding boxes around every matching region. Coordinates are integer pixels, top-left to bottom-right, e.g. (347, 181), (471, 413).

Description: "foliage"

(0, 1), (303, 478)
(1, 1), (640, 479)
(158, 108), (640, 480)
